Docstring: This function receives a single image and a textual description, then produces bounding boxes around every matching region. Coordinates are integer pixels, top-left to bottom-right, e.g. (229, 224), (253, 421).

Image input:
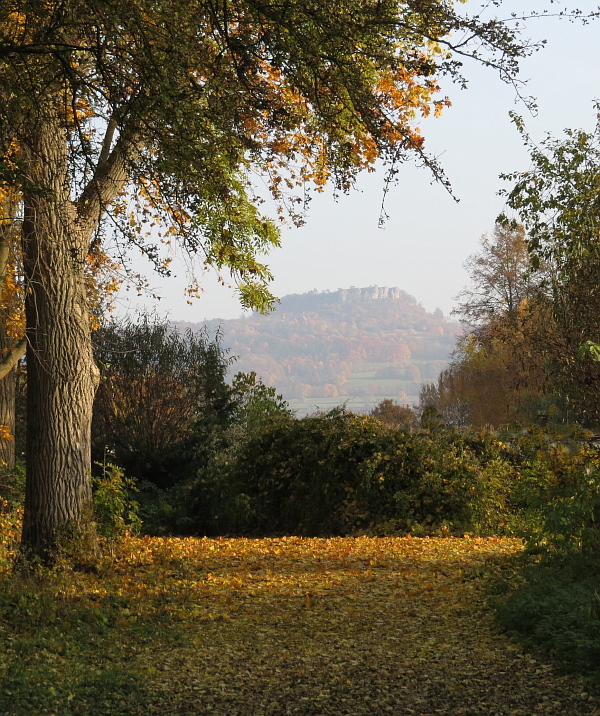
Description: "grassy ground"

(491, 552), (600, 687)
(1, 529), (599, 716)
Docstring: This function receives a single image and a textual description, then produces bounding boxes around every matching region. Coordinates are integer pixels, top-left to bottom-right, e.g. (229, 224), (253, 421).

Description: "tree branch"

(97, 116), (118, 170)
(76, 127), (142, 239)
(0, 228), (12, 298)
(0, 194), (20, 296)
(0, 337), (26, 380)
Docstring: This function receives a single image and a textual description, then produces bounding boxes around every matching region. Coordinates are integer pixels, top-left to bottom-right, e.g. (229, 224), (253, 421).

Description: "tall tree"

(501, 111), (600, 425)
(0, 0), (533, 559)
(423, 302), (551, 428)
(421, 221), (552, 428)
(454, 222), (545, 326)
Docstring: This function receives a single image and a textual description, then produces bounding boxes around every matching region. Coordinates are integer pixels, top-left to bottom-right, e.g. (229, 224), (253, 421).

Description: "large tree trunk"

(19, 116), (100, 561)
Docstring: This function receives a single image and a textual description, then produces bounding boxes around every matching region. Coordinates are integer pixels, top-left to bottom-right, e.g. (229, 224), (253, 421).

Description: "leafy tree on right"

(422, 111), (600, 429)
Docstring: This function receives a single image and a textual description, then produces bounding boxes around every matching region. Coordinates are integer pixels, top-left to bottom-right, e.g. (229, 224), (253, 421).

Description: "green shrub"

(488, 426), (600, 683)
(188, 409), (521, 537)
(144, 402), (600, 547)
(93, 463), (142, 539)
(494, 554), (600, 682)
(499, 425), (600, 554)
(0, 460), (26, 509)
(135, 480), (196, 537)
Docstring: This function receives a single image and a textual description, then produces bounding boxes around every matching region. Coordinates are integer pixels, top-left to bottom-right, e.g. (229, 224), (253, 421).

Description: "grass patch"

(0, 541), (186, 715)
(492, 553), (600, 686)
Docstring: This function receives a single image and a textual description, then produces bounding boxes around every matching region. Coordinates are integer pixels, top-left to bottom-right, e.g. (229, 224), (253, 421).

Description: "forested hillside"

(179, 287), (460, 413)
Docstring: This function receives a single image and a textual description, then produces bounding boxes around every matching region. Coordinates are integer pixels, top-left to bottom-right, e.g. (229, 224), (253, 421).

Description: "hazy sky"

(115, 1), (600, 322)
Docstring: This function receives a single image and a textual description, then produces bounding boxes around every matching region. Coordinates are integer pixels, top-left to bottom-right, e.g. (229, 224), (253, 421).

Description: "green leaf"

(578, 341), (600, 362)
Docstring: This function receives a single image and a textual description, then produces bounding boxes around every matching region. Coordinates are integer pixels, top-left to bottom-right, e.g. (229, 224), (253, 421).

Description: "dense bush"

(139, 370), (294, 535)
(493, 554), (600, 683)
(93, 463), (142, 539)
(498, 425), (600, 555)
(487, 426), (600, 683)
(188, 408), (521, 537)
(92, 314), (233, 489)
(368, 399), (417, 429)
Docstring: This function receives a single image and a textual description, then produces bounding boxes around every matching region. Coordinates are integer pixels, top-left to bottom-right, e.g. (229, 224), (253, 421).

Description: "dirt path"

(121, 536), (599, 716)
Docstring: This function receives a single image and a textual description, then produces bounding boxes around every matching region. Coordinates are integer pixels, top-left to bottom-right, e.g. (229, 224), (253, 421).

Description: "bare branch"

(97, 116), (118, 170)
(76, 128), (141, 239)
(0, 41), (94, 59)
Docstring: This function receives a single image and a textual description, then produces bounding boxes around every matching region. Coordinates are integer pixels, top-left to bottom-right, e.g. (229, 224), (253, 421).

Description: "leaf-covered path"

(114, 536), (598, 715)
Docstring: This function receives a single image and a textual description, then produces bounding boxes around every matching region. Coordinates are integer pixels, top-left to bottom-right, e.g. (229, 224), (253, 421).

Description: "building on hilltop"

(336, 286), (409, 303)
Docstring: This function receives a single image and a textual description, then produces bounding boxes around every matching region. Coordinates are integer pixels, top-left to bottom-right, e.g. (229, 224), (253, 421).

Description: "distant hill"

(178, 286), (461, 415)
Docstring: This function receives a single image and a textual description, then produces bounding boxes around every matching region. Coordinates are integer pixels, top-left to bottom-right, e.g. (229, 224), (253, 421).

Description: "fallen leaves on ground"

(1, 535), (598, 715)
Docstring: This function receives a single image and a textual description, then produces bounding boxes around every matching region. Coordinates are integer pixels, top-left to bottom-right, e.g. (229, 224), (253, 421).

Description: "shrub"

(92, 314), (233, 489)
(499, 425), (600, 554)
(188, 409), (521, 537)
(489, 426), (600, 683)
(93, 463), (142, 539)
(369, 399), (417, 429)
(0, 459), (25, 509)
(493, 554), (600, 682)
(139, 370), (293, 536)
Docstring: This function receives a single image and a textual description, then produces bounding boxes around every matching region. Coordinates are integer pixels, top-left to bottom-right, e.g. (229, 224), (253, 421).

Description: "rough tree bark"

(16, 98), (136, 560)
(19, 114), (100, 559)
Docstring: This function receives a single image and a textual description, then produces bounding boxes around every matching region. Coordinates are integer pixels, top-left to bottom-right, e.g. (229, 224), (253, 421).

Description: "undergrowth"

(0, 556), (146, 714)
(490, 553), (600, 687)
(485, 426), (600, 686)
